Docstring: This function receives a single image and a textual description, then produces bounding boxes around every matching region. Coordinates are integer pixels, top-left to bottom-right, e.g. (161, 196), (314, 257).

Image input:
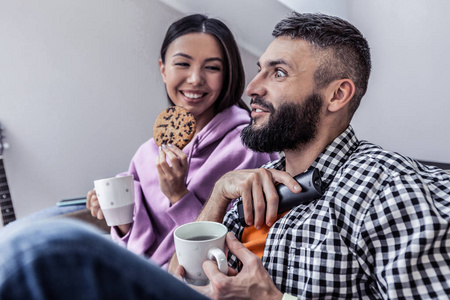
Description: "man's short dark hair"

(273, 12), (371, 116)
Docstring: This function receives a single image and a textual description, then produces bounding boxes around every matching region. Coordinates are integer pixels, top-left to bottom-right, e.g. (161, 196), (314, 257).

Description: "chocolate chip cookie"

(153, 106), (196, 149)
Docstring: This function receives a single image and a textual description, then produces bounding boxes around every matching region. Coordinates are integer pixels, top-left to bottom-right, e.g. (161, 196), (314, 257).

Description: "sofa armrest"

(57, 208), (110, 233)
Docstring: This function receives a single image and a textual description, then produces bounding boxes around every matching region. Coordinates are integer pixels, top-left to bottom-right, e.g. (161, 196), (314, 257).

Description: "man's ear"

(326, 79), (355, 112)
(159, 59), (167, 84)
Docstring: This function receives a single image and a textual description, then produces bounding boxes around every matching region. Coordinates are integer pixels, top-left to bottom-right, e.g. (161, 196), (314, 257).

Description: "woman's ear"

(159, 59), (167, 83)
(326, 79), (355, 112)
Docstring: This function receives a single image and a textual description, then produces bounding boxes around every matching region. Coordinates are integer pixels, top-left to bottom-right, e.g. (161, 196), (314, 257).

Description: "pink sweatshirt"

(110, 105), (279, 268)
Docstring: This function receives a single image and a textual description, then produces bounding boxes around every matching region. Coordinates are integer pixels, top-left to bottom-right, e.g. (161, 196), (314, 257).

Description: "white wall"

(348, 0), (450, 163)
(1, 0), (449, 222)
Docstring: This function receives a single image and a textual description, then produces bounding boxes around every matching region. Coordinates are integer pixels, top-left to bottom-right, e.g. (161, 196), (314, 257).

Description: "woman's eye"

(206, 66), (221, 71)
(174, 62), (189, 67)
(275, 69), (287, 78)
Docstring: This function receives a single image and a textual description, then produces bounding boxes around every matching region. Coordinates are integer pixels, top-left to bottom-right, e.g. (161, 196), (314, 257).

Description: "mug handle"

(207, 247), (228, 275)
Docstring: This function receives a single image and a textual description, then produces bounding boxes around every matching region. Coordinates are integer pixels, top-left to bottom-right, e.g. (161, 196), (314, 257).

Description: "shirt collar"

(266, 126), (359, 187)
(310, 125), (359, 186)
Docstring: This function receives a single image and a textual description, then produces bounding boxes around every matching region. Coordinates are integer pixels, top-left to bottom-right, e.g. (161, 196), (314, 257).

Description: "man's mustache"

(250, 96), (274, 113)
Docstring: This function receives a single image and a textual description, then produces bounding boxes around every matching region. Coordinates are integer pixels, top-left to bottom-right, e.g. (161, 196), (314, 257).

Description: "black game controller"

(237, 168), (325, 227)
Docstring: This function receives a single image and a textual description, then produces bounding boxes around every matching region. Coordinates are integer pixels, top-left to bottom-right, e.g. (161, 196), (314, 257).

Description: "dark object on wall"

(0, 122), (16, 226)
(418, 160), (450, 170)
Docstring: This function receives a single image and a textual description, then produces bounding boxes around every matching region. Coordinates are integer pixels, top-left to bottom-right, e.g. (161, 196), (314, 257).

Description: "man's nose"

(246, 73), (266, 98)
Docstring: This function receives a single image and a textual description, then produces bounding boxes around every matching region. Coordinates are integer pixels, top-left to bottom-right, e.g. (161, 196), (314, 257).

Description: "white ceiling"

(158, 0), (291, 56)
(278, 0), (349, 18)
(158, 0), (350, 56)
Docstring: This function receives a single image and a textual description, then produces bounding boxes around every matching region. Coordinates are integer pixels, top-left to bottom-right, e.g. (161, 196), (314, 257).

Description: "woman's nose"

(187, 68), (204, 86)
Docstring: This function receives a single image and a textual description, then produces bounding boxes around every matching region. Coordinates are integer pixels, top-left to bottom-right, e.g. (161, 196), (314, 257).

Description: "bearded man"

(170, 12), (450, 299)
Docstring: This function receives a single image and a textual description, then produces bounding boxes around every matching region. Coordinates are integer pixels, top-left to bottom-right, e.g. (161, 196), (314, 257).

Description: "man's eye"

(275, 69), (287, 78)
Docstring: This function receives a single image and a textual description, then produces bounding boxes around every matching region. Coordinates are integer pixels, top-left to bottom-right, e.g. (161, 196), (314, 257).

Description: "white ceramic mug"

(93, 175), (134, 226)
(174, 221), (228, 286)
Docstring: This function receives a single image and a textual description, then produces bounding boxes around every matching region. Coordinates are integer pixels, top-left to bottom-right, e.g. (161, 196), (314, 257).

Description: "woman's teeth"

(184, 92), (203, 99)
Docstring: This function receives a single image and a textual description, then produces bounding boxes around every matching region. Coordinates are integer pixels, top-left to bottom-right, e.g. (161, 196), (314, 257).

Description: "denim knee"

(0, 219), (108, 299)
(0, 219), (208, 300)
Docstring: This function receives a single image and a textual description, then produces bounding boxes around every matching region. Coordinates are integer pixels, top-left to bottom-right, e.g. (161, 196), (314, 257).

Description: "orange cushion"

(241, 211), (289, 259)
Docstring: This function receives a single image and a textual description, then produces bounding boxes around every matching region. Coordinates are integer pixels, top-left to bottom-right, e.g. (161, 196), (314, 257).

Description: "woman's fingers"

(163, 144), (187, 169)
(155, 144), (190, 204)
(87, 191), (104, 220)
(86, 190), (95, 209)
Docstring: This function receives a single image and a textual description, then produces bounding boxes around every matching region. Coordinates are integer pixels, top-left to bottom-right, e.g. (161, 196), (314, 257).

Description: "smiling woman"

(85, 14), (279, 269)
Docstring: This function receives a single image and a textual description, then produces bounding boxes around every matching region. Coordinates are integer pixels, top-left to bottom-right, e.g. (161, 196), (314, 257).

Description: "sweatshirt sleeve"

(166, 190), (203, 226)
(109, 159), (156, 251)
(108, 141), (206, 264)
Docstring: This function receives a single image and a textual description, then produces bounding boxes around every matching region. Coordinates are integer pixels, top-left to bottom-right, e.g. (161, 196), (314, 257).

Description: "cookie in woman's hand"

(153, 106), (196, 149)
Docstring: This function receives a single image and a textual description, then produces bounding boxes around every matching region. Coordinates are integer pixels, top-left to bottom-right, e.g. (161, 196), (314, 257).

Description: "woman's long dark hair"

(160, 14), (249, 113)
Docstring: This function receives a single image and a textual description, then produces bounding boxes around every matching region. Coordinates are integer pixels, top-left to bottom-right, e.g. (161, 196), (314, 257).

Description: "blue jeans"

(0, 219), (209, 300)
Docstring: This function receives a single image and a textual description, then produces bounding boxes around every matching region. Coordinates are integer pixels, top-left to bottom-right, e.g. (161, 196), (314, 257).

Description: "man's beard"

(241, 93), (322, 153)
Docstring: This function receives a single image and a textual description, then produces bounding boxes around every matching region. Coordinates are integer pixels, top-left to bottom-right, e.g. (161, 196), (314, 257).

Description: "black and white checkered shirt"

(223, 126), (450, 299)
